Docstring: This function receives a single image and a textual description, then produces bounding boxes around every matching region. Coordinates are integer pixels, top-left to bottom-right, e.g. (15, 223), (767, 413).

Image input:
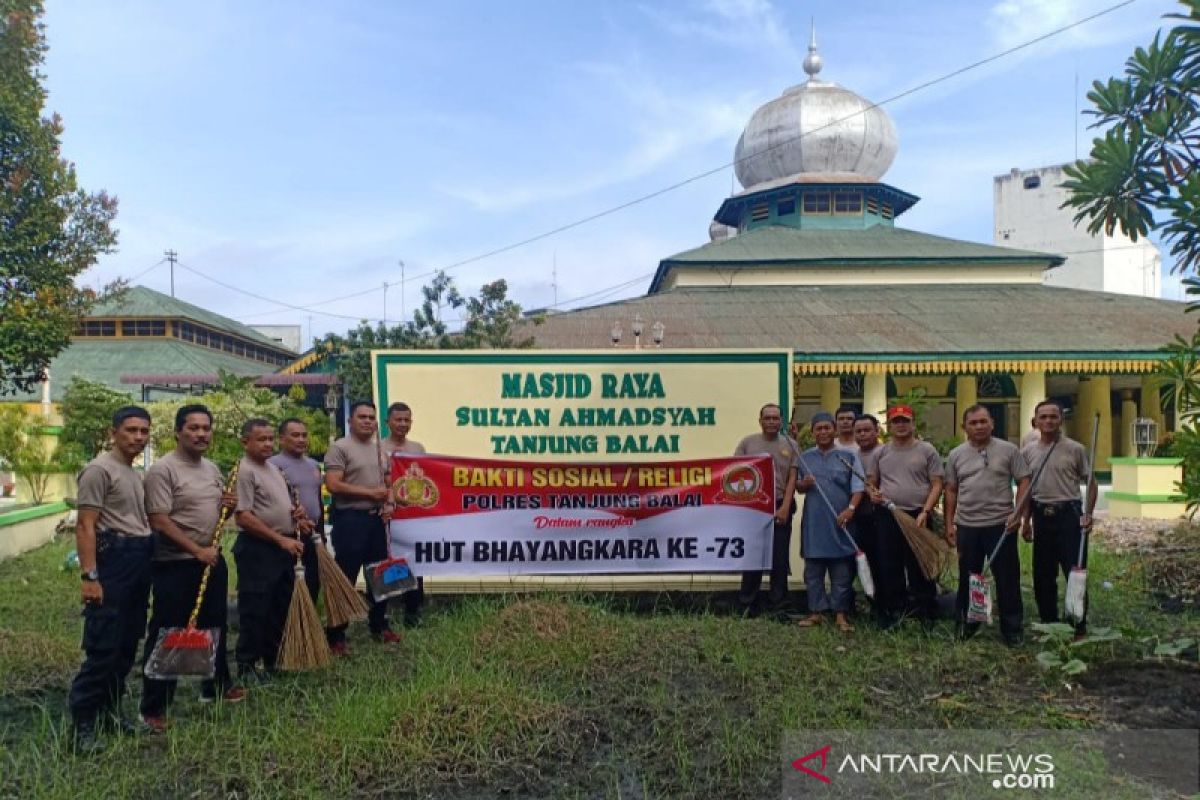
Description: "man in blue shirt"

(795, 412), (865, 633)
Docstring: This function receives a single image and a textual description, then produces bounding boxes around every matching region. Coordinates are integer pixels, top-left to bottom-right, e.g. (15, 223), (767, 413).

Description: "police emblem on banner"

(393, 463), (440, 508)
(717, 462), (769, 504)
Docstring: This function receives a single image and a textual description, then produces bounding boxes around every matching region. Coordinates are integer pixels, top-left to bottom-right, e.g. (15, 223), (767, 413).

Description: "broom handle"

(1077, 413), (1100, 568)
(185, 460), (240, 631)
(797, 454), (860, 553)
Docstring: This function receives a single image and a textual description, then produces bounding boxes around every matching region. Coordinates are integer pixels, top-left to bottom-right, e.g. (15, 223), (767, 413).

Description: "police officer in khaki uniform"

(1021, 399), (1096, 636)
(326, 401), (401, 652)
(944, 405), (1031, 645)
(233, 418), (304, 681)
(380, 402), (427, 626)
(68, 406), (154, 752)
(734, 403), (799, 613)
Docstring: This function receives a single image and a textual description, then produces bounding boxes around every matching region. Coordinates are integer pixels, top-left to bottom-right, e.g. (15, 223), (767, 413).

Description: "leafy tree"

(1064, 1), (1200, 514)
(145, 372), (331, 473)
(0, 405), (54, 503)
(460, 279), (537, 349)
(57, 376), (129, 467)
(1061, 1), (1199, 276)
(0, 0), (120, 396)
(319, 271), (539, 404)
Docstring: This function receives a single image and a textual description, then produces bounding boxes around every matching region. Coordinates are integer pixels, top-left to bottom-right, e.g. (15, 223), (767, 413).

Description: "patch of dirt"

(0, 628), (78, 695)
(1076, 661), (1200, 729)
(472, 598), (620, 676)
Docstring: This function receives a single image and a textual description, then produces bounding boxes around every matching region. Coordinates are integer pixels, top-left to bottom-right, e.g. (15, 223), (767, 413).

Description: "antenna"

(1074, 68), (1079, 161)
(552, 251), (558, 307)
(164, 249), (178, 297)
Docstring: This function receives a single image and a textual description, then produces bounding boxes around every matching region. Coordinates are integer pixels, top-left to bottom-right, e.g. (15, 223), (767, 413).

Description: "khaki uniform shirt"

(235, 457), (294, 535)
(872, 440), (944, 511)
(945, 438), (1031, 528)
(326, 435), (386, 511)
(1021, 436), (1089, 504)
(734, 433), (799, 502)
(77, 450), (150, 536)
(144, 451), (224, 561)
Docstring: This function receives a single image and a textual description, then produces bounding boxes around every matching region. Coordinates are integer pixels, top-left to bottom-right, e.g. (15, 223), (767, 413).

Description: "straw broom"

(278, 553), (331, 671)
(145, 462), (240, 679)
(311, 532), (368, 628)
(289, 486), (368, 629)
(835, 454), (950, 582)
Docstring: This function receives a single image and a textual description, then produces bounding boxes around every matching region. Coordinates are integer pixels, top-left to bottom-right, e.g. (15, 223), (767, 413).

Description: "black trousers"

(233, 536), (294, 671)
(68, 533), (153, 726)
(300, 535), (320, 603)
(1032, 501), (1088, 634)
(878, 507), (937, 620)
(849, 506), (881, 614)
(328, 509), (393, 642)
(955, 523), (1023, 637)
(140, 556), (232, 715)
(739, 498), (795, 606)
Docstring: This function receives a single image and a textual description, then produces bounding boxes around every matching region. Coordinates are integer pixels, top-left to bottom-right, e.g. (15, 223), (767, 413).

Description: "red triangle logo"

(791, 744), (832, 784)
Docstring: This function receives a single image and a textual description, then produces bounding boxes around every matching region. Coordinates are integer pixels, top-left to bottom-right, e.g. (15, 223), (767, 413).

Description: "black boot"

(71, 719), (105, 755)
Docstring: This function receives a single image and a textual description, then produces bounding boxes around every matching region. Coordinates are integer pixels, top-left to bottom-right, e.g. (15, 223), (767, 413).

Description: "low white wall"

(0, 505), (71, 561)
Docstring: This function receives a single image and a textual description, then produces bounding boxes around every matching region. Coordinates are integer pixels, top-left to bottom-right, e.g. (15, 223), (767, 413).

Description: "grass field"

(1, 533), (1197, 799)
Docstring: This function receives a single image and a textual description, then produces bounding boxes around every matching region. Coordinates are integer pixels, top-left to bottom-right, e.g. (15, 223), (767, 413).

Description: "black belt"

(1033, 500), (1081, 518)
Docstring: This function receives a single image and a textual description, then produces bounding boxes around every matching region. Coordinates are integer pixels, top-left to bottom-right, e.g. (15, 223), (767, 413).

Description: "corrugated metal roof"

(528, 284), (1191, 356)
(13, 340), (273, 401)
(89, 286), (288, 350)
(659, 225), (1060, 266)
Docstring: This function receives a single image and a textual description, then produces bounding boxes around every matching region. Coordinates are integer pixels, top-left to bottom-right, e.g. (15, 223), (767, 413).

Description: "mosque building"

(528, 32), (1193, 470)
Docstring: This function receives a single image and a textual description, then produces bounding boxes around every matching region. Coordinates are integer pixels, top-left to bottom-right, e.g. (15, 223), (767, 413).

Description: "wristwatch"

(81, 569), (99, 582)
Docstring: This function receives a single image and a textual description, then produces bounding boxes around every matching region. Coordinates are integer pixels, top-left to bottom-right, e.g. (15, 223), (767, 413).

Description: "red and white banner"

(388, 454), (775, 576)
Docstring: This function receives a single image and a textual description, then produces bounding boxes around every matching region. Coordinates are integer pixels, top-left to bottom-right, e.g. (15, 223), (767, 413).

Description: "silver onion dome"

(733, 27), (898, 190)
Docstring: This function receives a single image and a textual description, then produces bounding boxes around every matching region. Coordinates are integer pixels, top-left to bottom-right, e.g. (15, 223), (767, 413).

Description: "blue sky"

(43, 0), (1180, 343)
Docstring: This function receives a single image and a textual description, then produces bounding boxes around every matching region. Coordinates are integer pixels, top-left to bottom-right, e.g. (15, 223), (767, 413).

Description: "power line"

(126, 258), (167, 283)
(198, 0), (1137, 321)
(175, 262), (376, 322)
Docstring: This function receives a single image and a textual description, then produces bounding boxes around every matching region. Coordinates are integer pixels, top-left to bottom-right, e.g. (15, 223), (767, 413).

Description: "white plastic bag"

(1065, 567), (1087, 623)
(967, 572), (992, 624)
(855, 551), (875, 598)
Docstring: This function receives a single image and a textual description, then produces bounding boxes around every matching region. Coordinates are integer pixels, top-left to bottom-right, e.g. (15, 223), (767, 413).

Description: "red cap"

(887, 405), (914, 421)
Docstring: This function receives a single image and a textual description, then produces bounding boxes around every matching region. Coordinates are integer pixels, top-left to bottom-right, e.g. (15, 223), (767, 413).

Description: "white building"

(248, 324), (302, 353)
(994, 164), (1161, 298)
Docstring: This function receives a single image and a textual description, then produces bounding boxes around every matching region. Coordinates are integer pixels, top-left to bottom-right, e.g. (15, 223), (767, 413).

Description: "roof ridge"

(91, 286), (292, 351)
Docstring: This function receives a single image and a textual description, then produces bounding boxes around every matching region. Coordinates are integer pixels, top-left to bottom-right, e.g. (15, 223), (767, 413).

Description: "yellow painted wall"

(372, 349), (793, 461)
(892, 376), (951, 397)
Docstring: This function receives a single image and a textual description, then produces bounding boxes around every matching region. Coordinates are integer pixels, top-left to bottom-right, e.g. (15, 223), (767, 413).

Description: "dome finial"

(803, 19), (822, 79)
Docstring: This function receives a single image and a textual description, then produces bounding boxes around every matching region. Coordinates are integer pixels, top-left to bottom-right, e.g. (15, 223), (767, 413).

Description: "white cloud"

(436, 68), (753, 213)
(640, 0), (801, 61)
(987, 0), (1167, 53)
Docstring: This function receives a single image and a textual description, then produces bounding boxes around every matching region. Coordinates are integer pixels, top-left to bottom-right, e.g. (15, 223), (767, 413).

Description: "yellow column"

(1077, 375), (1113, 470)
(955, 374), (977, 441)
(863, 371), (888, 419)
(819, 377), (840, 414)
(1140, 374), (1164, 431)
(1019, 371), (1046, 440)
(1119, 389), (1137, 456)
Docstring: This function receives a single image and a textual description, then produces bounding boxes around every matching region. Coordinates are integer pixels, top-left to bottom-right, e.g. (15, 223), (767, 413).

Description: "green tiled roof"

(651, 226), (1062, 291)
(11, 340), (272, 402)
(90, 286), (285, 349)
(529, 284), (1190, 356)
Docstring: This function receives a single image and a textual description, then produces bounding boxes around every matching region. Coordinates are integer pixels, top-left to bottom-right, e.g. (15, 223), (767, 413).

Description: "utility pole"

(382, 281), (390, 326)
(164, 249), (178, 297)
(552, 252), (558, 308)
(398, 259), (406, 322)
